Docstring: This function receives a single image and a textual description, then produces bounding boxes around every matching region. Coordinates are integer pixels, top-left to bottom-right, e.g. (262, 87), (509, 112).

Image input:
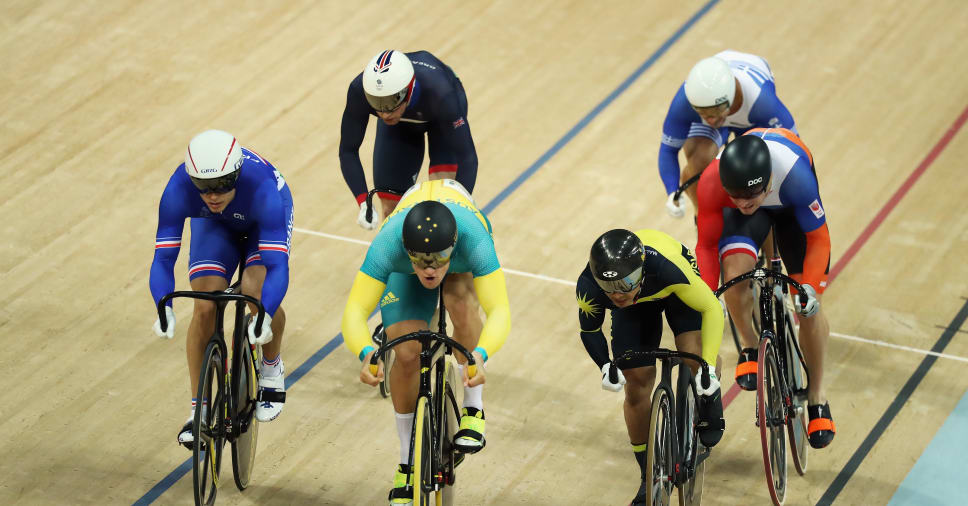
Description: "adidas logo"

(381, 292), (399, 307)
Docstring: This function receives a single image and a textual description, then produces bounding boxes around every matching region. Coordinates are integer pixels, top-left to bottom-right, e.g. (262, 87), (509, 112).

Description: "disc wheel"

(646, 387), (675, 506)
(782, 310), (808, 476)
(757, 338), (787, 505)
(193, 340), (225, 506)
(412, 396), (433, 506)
(232, 340), (260, 490)
(676, 367), (703, 506)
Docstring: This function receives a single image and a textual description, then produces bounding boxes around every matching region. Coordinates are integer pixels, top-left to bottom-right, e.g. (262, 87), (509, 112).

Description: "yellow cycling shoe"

(454, 407), (486, 454)
(388, 464), (413, 505)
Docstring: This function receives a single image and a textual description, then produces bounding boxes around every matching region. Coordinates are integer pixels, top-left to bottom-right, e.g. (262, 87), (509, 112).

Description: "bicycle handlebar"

(157, 290), (267, 336)
(714, 267), (807, 312)
(672, 172), (702, 203)
(364, 188), (404, 223)
(368, 329), (479, 378)
(611, 348), (713, 389)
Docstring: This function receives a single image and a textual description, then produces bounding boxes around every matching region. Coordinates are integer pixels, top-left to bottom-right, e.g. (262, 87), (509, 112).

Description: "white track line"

(294, 227), (968, 363)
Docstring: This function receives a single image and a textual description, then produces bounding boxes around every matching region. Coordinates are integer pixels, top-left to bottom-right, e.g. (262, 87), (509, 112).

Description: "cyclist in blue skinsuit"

(149, 130), (293, 447)
(659, 50), (798, 218)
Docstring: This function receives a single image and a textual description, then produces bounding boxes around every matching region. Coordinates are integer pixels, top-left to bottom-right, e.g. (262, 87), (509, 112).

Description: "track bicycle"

(714, 259), (810, 506)
(157, 286), (278, 505)
(368, 285), (478, 506)
(612, 349), (715, 506)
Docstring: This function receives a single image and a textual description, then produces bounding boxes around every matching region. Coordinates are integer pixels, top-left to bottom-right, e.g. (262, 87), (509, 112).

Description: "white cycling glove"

(695, 369), (721, 397)
(601, 362), (626, 392)
(666, 192), (687, 219)
(152, 306), (176, 339)
(794, 284), (820, 317)
(248, 314), (274, 345)
(357, 200), (378, 230)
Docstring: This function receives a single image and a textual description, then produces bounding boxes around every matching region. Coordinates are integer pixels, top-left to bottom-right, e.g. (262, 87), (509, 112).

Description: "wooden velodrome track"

(2, 1), (967, 504)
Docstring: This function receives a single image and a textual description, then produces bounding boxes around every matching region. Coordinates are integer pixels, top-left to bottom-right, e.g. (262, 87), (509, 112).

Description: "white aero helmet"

(184, 129), (243, 193)
(684, 57), (736, 108)
(362, 50), (415, 112)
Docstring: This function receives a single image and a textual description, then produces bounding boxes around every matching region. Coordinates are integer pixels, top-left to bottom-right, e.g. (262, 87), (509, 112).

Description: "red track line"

(721, 104), (968, 410)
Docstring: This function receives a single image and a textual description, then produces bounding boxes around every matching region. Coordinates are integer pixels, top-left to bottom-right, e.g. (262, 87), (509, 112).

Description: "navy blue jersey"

(150, 148), (293, 316)
(339, 51), (477, 200)
(658, 50), (798, 194)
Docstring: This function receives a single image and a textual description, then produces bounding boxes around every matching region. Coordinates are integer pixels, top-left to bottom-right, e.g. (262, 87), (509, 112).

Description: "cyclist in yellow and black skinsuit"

(576, 228), (725, 506)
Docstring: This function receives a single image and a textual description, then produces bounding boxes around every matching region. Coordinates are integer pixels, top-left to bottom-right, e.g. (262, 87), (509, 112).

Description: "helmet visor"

(594, 265), (644, 294)
(724, 177), (769, 200)
(407, 245), (455, 269)
(365, 76), (415, 112)
(190, 171), (240, 194)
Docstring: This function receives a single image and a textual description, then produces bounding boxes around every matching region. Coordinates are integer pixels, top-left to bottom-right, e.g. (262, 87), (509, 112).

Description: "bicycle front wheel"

(646, 387), (675, 506)
(757, 338), (787, 505)
(232, 339), (260, 490)
(194, 340), (225, 506)
(782, 309), (808, 476)
(437, 360), (460, 505)
(676, 366), (703, 506)
(412, 396), (433, 506)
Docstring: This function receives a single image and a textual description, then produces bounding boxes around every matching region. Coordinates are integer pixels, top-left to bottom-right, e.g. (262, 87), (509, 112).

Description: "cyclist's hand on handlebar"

(360, 349), (384, 386)
(601, 362), (626, 392)
(463, 351), (486, 388)
(794, 284), (820, 317)
(152, 306), (176, 339)
(248, 314), (273, 345)
(357, 200), (378, 230)
(696, 369), (720, 397)
(666, 192), (687, 219)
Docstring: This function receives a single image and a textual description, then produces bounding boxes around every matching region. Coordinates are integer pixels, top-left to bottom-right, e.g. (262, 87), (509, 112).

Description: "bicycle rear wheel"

(676, 366), (703, 506)
(193, 340), (225, 506)
(412, 396), (433, 506)
(782, 308), (808, 476)
(757, 338), (787, 505)
(232, 339), (260, 490)
(646, 387), (675, 506)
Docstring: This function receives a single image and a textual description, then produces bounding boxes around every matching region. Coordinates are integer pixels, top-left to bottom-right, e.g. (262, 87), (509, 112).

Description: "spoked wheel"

(232, 340), (260, 490)
(782, 311), (808, 476)
(646, 387), (675, 506)
(412, 397), (433, 506)
(436, 361), (460, 505)
(676, 367), (703, 506)
(193, 340), (225, 506)
(757, 338), (787, 505)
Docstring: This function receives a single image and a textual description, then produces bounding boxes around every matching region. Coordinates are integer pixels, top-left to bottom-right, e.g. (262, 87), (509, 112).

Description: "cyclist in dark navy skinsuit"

(340, 50), (483, 382)
(150, 130), (294, 447)
(339, 49), (477, 229)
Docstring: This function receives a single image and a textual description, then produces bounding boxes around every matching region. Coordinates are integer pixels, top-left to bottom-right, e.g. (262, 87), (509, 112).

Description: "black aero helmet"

(402, 200), (457, 268)
(719, 134), (772, 198)
(589, 229), (646, 293)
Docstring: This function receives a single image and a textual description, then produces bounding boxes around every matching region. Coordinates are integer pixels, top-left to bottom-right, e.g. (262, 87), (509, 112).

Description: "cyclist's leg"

(183, 218), (235, 440)
(773, 214), (835, 447)
(611, 302), (661, 482)
(442, 272), (482, 366)
(667, 295), (724, 447)
(373, 121), (424, 217)
(681, 131), (723, 209)
(720, 208), (772, 349)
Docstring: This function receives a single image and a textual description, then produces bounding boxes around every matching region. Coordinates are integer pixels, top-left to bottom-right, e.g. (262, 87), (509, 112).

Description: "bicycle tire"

(438, 360), (460, 505)
(757, 338), (787, 505)
(646, 387), (675, 506)
(412, 396), (432, 506)
(232, 338), (260, 490)
(782, 307), (808, 476)
(193, 340), (225, 506)
(676, 365), (703, 506)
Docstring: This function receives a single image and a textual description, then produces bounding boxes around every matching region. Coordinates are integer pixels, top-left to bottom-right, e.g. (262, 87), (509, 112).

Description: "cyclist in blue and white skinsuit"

(149, 130), (294, 447)
(659, 50), (798, 218)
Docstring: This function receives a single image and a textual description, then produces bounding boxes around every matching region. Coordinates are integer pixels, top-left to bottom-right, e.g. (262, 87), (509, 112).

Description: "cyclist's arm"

(695, 161), (728, 290)
(576, 275), (609, 368)
(672, 279), (724, 367)
(748, 81), (798, 135)
(341, 271), (386, 361)
(783, 163), (831, 290)
(472, 269), (510, 361)
(431, 91), (477, 192)
(338, 81), (372, 204)
(658, 90), (692, 195)
(149, 174), (190, 307)
(253, 184), (291, 317)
